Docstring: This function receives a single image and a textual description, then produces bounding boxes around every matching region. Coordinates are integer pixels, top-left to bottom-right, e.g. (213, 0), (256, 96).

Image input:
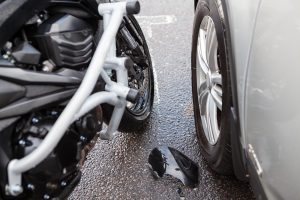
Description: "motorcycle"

(0, 0), (154, 199)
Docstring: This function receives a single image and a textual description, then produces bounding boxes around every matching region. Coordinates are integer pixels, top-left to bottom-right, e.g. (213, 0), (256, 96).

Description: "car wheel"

(191, 0), (233, 175)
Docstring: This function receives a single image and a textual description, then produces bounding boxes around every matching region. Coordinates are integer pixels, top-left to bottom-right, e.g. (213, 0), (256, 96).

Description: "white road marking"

(151, 57), (160, 104)
(147, 45), (160, 104)
(136, 15), (177, 105)
(136, 15), (177, 38)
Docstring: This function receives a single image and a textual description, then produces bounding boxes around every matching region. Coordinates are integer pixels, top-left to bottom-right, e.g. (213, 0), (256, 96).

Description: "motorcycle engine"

(13, 107), (102, 199)
(33, 14), (95, 69)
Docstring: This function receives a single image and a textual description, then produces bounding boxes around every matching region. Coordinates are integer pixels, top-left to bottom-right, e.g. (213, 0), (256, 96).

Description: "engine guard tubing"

(6, 1), (138, 196)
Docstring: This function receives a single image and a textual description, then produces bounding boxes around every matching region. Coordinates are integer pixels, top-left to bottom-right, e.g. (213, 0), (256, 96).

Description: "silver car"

(191, 0), (300, 199)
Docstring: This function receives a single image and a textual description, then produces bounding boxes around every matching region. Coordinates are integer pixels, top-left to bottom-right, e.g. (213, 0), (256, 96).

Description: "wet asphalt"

(70, 0), (255, 199)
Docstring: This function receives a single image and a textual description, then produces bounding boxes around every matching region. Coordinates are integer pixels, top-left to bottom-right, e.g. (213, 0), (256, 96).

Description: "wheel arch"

(219, 0), (249, 181)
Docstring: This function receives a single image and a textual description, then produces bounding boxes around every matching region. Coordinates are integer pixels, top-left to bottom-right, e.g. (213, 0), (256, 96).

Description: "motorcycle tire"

(100, 15), (154, 133)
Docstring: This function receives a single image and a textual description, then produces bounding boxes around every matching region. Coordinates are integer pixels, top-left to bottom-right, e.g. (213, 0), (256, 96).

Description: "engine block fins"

(34, 14), (94, 69)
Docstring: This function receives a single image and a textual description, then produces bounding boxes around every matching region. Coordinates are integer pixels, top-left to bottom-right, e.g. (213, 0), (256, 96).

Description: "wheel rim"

(196, 16), (222, 145)
(126, 64), (151, 115)
(117, 16), (152, 117)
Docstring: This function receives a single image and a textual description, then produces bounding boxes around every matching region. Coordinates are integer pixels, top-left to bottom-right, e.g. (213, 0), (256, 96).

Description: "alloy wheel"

(196, 16), (222, 145)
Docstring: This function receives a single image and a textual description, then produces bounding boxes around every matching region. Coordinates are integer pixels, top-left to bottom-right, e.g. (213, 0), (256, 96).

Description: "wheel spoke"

(207, 95), (219, 143)
(196, 63), (207, 89)
(205, 18), (213, 52)
(199, 89), (209, 115)
(198, 81), (208, 94)
(200, 91), (210, 142)
(197, 32), (209, 75)
(211, 72), (222, 85)
(211, 88), (222, 110)
(206, 19), (218, 72)
(212, 85), (222, 97)
(198, 29), (207, 61)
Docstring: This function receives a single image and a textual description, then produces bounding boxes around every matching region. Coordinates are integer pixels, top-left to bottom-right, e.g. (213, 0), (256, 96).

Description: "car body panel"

(224, 0), (262, 148)
(245, 0), (300, 199)
(195, 0), (300, 198)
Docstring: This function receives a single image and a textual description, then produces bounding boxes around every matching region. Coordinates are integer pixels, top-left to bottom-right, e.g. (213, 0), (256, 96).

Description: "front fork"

(6, 0), (140, 196)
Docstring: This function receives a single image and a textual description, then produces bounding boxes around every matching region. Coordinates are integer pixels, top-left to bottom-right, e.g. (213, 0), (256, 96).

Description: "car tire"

(191, 0), (233, 175)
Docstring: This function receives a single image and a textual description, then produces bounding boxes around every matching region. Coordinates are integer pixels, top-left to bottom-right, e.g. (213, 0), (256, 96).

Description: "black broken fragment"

(148, 146), (199, 188)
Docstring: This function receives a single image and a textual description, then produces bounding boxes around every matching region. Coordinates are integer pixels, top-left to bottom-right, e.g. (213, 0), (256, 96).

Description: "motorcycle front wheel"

(101, 15), (154, 133)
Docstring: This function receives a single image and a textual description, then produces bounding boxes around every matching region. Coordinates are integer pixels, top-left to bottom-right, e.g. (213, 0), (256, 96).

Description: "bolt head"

(18, 140), (26, 146)
(80, 136), (87, 142)
(61, 181), (67, 187)
(32, 118), (39, 124)
(27, 184), (35, 191)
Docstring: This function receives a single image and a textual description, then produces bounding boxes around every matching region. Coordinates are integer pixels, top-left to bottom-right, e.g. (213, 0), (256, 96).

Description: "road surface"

(70, 0), (254, 199)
